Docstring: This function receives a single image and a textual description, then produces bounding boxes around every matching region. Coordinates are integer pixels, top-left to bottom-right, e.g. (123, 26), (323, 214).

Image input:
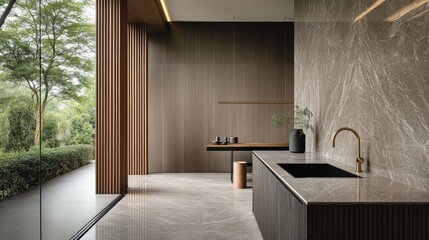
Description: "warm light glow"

(160, 0), (171, 22)
(354, 0), (385, 22)
(386, 0), (429, 22)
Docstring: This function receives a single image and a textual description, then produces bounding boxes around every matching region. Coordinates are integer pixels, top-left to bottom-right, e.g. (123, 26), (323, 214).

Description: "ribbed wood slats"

(148, 23), (294, 173)
(307, 205), (429, 240)
(96, 0), (128, 194)
(127, 23), (148, 175)
(253, 155), (307, 240)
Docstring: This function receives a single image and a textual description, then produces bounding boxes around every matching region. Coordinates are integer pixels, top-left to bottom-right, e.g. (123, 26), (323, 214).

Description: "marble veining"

(254, 151), (429, 204)
(295, 0), (429, 191)
(82, 174), (262, 240)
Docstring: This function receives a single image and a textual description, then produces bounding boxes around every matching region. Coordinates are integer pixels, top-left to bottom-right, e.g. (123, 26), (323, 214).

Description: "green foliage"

(271, 105), (315, 134)
(67, 114), (94, 145)
(0, 144), (92, 199)
(63, 84), (95, 146)
(0, 113), (8, 150)
(6, 100), (35, 152)
(42, 116), (59, 148)
(0, 0), (95, 145)
(0, 83), (30, 114)
(0, 83), (34, 151)
(271, 111), (290, 128)
(0, 0), (96, 151)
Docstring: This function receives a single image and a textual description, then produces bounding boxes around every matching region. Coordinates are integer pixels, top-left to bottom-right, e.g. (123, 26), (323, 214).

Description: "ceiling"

(128, 0), (167, 32)
(163, 0), (294, 22)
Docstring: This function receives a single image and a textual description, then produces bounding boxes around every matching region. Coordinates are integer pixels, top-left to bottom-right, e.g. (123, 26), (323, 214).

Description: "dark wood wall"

(148, 22), (294, 173)
(253, 154), (307, 240)
(127, 23), (148, 175)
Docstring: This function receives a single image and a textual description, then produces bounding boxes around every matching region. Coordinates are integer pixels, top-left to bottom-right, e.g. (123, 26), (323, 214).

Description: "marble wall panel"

(295, 0), (429, 191)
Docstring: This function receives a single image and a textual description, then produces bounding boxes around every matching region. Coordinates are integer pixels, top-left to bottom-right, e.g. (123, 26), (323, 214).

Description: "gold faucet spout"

(332, 127), (364, 172)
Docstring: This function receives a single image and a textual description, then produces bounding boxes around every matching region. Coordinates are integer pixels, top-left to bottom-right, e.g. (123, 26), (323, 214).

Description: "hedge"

(0, 145), (93, 200)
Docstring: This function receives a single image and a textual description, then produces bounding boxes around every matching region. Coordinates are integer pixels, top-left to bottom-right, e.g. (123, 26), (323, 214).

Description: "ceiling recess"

(128, 0), (168, 33)
(163, 0), (294, 22)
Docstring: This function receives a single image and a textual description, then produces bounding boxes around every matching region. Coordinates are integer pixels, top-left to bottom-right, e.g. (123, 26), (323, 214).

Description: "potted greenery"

(271, 105), (314, 153)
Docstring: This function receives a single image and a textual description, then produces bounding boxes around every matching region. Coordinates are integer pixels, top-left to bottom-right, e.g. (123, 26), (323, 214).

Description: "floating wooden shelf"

(218, 101), (294, 105)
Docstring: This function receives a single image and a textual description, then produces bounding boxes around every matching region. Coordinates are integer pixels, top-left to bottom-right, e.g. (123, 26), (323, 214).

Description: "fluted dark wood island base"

(206, 142), (289, 182)
(253, 151), (429, 240)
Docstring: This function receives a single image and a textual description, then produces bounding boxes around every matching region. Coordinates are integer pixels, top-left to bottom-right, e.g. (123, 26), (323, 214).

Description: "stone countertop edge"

(253, 151), (429, 205)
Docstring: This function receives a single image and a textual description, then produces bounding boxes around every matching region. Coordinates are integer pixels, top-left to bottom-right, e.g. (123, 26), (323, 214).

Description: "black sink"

(277, 163), (361, 178)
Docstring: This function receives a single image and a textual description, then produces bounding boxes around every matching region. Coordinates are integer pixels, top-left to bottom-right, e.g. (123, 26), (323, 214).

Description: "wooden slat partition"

(307, 205), (429, 240)
(148, 23), (294, 173)
(127, 23), (148, 175)
(96, 0), (128, 194)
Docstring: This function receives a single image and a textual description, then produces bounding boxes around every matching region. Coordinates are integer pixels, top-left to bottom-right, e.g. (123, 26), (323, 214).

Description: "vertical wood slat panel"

(148, 23), (294, 173)
(308, 205), (429, 240)
(253, 155), (307, 240)
(127, 23), (148, 175)
(96, 0), (128, 194)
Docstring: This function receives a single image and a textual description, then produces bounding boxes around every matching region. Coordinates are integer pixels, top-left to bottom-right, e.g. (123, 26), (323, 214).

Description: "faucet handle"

(356, 157), (364, 172)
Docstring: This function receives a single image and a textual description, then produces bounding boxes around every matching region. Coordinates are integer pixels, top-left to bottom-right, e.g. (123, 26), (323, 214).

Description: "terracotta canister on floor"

(233, 161), (247, 189)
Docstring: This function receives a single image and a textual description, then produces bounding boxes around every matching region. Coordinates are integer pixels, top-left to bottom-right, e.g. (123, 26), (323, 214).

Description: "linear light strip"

(160, 0), (171, 22)
(386, 0), (429, 22)
(354, 0), (386, 22)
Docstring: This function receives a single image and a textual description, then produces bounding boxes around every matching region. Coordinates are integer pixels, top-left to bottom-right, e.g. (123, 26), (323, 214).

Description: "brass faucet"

(332, 127), (364, 172)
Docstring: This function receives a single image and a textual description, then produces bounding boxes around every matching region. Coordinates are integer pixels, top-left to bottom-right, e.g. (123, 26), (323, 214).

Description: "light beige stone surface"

(82, 174), (263, 240)
(254, 151), (429, 205)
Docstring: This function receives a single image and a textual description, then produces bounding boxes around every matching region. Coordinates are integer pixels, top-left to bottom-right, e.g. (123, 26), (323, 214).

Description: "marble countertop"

(253, 151), (429, 205)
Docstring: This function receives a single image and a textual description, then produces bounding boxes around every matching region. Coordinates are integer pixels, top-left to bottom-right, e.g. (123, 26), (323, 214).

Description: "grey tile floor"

(82, 173), (263, 240)
(0, 162), (118, 240)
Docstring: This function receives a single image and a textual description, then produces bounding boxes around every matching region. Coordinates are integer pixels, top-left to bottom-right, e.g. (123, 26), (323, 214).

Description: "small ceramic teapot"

(229, 136), (238, 144)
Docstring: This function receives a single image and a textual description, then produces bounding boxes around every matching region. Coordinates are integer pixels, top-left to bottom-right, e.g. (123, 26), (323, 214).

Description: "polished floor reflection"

(0, 162), (118, 240)
(82, 173), (263, 240)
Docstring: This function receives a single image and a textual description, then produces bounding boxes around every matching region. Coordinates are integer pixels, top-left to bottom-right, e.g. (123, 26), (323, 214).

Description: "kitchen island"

(253, 151), (429, 240)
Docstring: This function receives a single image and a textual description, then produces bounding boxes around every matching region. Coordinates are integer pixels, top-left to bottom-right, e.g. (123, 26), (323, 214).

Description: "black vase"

(289, 129), (305, 153)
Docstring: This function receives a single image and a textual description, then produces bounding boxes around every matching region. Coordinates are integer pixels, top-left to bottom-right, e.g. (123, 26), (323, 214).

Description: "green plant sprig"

(271, 105), (314, 134)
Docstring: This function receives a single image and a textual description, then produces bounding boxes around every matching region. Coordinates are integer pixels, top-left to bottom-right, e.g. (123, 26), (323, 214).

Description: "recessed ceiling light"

(354, 0), (385, 22)
(386, 0), (429, 22)
(160, 0), (171, 22)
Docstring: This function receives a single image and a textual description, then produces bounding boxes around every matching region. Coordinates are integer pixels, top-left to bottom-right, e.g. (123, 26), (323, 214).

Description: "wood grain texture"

(307, 205), (429, 240)
(207, 142), (289, 151)
(96, 0), (128, 194)
(233, 161), (247, 189)
(253, 154), (307, 240)
(128, 0), (167, 33)
(127, 23), (148, 175)
(148, 22), (294, 173)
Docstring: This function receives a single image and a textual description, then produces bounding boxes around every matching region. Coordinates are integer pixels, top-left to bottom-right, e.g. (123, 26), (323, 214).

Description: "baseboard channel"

(70, 194), (125, 240)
